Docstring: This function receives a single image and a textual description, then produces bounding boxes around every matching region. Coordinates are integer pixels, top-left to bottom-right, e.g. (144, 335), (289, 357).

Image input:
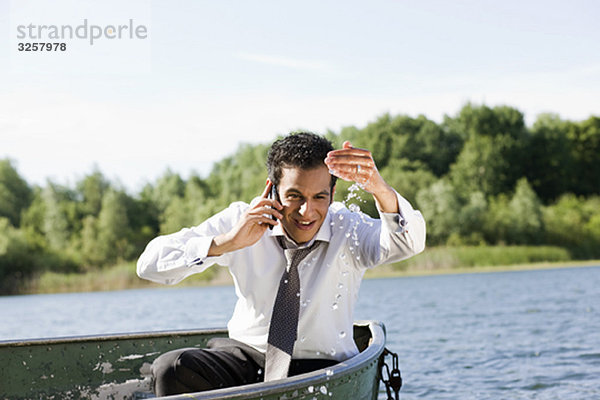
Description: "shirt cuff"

(380, 212), (408, 234)
(379, 190), (413, 234)
(184, 236), (215, 266)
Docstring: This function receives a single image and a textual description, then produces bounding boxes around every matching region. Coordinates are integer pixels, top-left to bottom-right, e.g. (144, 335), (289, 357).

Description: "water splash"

(348, 203), (361, 213)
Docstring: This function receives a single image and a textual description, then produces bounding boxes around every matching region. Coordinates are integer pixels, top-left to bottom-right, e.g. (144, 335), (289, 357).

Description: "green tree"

(483, 194), (512, 244)
(508, 178), (543, 244)
(543, 195), (600, 258)
(0, 159), (32, 226)
(449, 134), (514, 197)
(525, 114), (574, 202)
(455, 191), (488, 245)
(207, 143), (269, 205)
(78, 215), (104, 268)
(338, 114), (462, 176)
(0, 217), (40, 294)
(445, 103), (527, 141)
(41, 182), (73, 251)
(97, 189), (132, 264)
(379, 159), (437, 207)
(160, 175), (214, 234)
(77, 169), (110, 216)
(568, 116), (600, 196)
(20, 187), (48, 249)
(415, 179), (461, 245)
(147, 170), (186, 215)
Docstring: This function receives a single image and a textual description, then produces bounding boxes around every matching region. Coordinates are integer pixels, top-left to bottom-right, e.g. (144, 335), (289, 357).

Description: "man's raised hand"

(324, 141), (399, 214)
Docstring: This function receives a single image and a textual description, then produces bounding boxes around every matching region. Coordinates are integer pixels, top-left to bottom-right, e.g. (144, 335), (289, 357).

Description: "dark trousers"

(151, 338), (337, 396)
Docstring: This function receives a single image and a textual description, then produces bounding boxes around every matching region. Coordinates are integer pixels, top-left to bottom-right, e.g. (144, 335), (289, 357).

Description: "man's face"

(277, 166), (334, 244)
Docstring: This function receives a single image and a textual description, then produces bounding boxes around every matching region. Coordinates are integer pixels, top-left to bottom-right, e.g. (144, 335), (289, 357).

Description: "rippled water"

(1, 266), (599, 399)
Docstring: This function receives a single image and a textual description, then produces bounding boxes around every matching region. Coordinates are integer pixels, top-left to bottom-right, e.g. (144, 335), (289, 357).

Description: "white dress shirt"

(137, 191), (426, 362)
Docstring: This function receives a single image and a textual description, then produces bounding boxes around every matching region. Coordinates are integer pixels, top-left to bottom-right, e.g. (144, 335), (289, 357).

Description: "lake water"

(1, 266), (599, 399)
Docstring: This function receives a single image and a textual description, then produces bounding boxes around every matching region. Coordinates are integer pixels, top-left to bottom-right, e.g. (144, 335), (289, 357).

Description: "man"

(137, 132), (426, 396)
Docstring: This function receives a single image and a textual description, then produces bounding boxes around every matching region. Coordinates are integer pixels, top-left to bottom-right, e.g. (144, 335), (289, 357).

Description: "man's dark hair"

(267, 132), (337, 189)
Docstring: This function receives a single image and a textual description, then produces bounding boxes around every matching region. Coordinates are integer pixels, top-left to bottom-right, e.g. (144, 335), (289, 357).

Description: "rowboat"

(0, 320), (395, 400)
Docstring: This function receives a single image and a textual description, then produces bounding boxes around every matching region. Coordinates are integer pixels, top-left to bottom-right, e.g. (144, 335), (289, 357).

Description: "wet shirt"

(137, 192), (426, 362)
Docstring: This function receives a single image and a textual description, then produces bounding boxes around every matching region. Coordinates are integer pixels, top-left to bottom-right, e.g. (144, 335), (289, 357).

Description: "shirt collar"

(269, 208), (332, 248)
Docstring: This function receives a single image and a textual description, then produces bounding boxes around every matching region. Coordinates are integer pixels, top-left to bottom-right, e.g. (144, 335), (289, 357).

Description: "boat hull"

(0, 321), (385, 399)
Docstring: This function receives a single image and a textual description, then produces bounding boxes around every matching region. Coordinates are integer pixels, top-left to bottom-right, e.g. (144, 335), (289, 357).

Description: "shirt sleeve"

(136, 202), (247, 284)
(374, 190), (426, 266)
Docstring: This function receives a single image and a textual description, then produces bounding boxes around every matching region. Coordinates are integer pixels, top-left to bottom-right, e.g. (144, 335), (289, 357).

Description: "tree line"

(1, 103), (599, 294)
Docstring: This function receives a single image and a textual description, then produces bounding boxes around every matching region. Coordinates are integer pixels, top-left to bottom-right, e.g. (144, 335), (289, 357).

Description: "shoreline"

(14, 259), (600, 296)
(363, 259), (600, 279)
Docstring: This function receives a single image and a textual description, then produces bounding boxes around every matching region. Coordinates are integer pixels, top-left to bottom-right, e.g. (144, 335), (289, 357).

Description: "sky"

(1, 0), (599, 192)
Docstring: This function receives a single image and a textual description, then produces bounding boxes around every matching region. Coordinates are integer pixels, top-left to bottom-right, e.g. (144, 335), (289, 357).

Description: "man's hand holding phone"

(208, 180), (282, 256)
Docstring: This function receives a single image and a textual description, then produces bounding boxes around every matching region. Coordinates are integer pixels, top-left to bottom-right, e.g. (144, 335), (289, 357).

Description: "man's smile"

(294, 219), (316, 230)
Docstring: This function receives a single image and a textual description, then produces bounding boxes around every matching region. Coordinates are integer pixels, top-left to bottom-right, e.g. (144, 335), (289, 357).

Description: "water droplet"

(345, 232), (351, 238)
(330, 348), (337, 356)
(301, 336), (306, 343)
(320, 386), (328, 394)
(356, 255), (361, 261)
(335, 293), (342, 301)
(342, 270), (349, 276)
(315, 351), (321, 356)
(296, 292), (301, 297)
(338, 214), (344, 220)
(308, 386), (314, 393)
(331, 302), (339, 310)
(337, 283), (344, 289)
(326, 369), (334, 376)
(339, 331), (346, 338)
(284, 279), (288, 284)
(354, 240), (359, 246)
(339, 253), (346, 260)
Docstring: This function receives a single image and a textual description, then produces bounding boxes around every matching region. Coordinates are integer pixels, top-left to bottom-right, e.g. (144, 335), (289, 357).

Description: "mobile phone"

(268, 185), (279, 230)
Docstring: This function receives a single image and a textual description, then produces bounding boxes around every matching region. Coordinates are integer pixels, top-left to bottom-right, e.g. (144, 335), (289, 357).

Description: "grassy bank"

(19, 245), (599, 295)
(23, 261), (221, 294)
(390, 245), (571, 271)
